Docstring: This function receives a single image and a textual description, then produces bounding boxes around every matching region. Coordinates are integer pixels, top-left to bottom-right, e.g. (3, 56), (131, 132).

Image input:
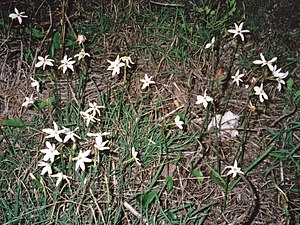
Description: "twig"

(150, 0), (185, 7)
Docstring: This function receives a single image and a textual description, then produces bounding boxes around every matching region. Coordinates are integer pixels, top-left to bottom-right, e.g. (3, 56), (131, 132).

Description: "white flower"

(254, 83), (268, 102)
(224, 160), (244, 178)
(85, 102), (105, 117)
(205, 37), (215, 49)
(51, 172), (71, 187)
(196, 89), (213, 108)
(42, 121), (64, 142)
(40, 141), (60, 163)
(227, 22), (250, 42)
(140, 74), (155, 89)
(76, 35), (86, 44)
(120, 56), (134, 68)
(107, 55), (125, 76)
(22, 95), (34, 107)
(9, 8), (28, 24)
(207, 111), (239, 138)
(38, 161), (52, 175)
(231, 70), (245, 86)
(72, 150), (92, 171)
(30, 77), (40, 92)
(253, 53), (277, 71)
(58, 55), (76, 73)
(35, 55), (54, 70)
(80, 111), (100, 127)
(94, 136), (110, 151)
(271, 65), (289, 92)
(174, 115), (184, 129)
(62, 127), (81, 143)
(131, 147), (141, 166)
(74, 49), (90, 61)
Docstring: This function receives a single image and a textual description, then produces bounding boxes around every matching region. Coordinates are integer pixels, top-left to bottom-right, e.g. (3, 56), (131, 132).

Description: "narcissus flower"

(175, 115), (184, 129)
(42, 121), (64, 142)
(205, 37), (215, 49)
(120, 56), (134, 68)
(80, 111), (100, 127)
(58, 55), (76, 73)
(9, 8), (28, 24)
(140, 74), (155, 89)
(62, 127), (81, 143)
(254, 83), (268, 102)
(228, 22), (250, 42)
(74, 49), (90, 61)
(253, 53), (277, 71)
(72, 150), (92, 171)
(94, 136), (110, 151)
(85, 102), (105, 116)
(231, 69), (245, 86)
(196, 89), (213, 108)
(224, 160), (244, 178)
(40, 141), (59, 163)
(131, 147), (141, 166)
(51, 172), (71, 186)
(30, 77), (40, 92)
(22, 95), (34, 107)
(107, 55), (125, 76)
(38, 161), (52, 175)
(35, 55), (54, 70)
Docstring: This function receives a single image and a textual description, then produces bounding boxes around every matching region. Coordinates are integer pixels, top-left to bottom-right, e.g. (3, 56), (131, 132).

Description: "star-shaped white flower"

(22, 95), (34, 107)
(30, 77), (40, 92)
(42, 121), (64, 142)
(228, 22), (250, 42)
(107, 55), (125, 76)
(231, 69), (245, 86)
(38, 161), (52, 175)
(80, 111), (100, 127)
(58, 55), (76, 73)
(224, 160), (244, 178)
(74, 49), (90, 61)
(131, 147), (141, 166)
(205, 37), (215, 49)
(253, 53), (277, 71)
(72, 150), (92, 171)
(62, 127), (81, 143)
(9, 8), (28, 24)
(40, 141), (60, 163)
(174, 115), (184, 129)
(196, 89), (213, 108)
(140, 74), (155, 89)
(120, 56), (135, 68)
(35, 55), (54, 70)
(254, 83), (268, 102)
(51, 172), (71, 187)
(85, 102), (105, 116)
(272, 65), (289, 91)
(94, 136), (110, 151)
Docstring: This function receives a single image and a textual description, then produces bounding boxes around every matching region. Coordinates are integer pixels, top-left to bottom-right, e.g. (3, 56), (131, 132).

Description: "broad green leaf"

(142, 189), (159, 209)
(2, 118), (26, 128)
(165, 176), (173, 192)
(191, 169), (204, 187)
(24, 27), (44, 39)
(287, 78), (294, 90)
(50, 31), (60, 58)
(206, 164), (227, 189)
